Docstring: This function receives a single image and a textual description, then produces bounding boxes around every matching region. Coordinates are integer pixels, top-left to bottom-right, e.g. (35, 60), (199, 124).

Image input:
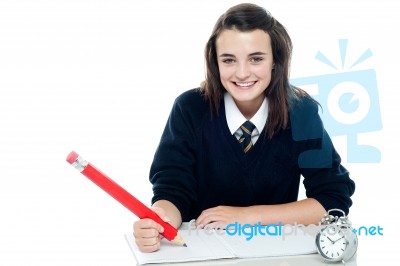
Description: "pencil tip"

(183, 243), (187, 247)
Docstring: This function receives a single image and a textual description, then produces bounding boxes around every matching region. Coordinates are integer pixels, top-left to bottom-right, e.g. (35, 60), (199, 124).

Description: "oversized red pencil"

(66, 151), (186, 247)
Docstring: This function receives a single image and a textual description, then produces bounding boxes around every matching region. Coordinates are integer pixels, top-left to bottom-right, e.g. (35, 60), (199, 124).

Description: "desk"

(131, 253), (357, 266)
(127, 223), (358, 266)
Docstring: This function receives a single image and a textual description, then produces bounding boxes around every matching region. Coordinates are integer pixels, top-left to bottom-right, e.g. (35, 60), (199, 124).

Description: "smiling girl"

(133, 3), (355, 253)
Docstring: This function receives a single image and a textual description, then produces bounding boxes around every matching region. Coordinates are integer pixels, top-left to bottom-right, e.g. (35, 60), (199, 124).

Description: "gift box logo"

(291, 39), (382, 164)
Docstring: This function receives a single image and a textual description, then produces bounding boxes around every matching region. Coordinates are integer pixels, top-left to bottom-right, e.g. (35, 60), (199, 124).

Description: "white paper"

(125, 225), (317, 265)
(125, 230), (234, 264)
(215, 228), (317, 258)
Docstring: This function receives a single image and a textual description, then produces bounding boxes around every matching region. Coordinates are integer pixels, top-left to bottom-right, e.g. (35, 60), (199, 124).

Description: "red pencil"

(66, 151), (186, 247)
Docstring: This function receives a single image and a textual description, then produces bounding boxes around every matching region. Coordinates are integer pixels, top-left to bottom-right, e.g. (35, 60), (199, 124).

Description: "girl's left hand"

(195, 205), (253, 229)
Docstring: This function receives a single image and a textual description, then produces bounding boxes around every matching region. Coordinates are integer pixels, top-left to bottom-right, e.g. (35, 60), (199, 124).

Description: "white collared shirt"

(224, 93), (268, 144)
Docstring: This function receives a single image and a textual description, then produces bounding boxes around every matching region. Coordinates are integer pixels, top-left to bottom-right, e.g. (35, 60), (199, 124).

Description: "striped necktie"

(238, 121), (256, 153)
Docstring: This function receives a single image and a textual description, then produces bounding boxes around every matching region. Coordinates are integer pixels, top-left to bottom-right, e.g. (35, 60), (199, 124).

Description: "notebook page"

(125, 229), (235, 265)
(215, 226), (317, 258)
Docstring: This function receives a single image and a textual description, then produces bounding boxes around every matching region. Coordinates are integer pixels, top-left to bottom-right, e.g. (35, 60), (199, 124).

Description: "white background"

(0, 0), (399, 265)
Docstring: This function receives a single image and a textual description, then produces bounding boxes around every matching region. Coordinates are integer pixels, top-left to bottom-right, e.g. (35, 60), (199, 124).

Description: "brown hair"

(200, 3), (308, 138)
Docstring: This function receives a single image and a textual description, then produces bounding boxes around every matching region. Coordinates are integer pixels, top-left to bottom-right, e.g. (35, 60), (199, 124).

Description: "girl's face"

(216, 29), (274, 117)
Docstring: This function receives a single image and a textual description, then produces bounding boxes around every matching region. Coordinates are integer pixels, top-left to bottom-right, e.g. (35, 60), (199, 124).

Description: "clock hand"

(326, 236), (335, 244)
(333, 236), (344, 244)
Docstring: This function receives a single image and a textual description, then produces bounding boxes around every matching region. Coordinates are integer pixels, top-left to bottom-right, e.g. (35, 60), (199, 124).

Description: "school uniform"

(150, 88), (355, 222)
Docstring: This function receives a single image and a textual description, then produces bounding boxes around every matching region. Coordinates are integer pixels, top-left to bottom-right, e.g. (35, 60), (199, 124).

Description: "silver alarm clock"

(315, 209), (358, 262)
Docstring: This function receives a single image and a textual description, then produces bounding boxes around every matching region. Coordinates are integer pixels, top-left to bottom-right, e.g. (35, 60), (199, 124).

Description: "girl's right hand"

(132, 207), (169, 253)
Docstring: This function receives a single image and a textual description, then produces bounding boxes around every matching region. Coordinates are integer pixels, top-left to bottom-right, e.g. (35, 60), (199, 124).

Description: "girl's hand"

(195, 205), (252, 229)
(133, 207), (170, 253)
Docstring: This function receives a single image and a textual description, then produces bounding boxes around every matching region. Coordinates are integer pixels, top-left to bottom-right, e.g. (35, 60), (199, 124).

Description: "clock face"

(317, 226), (348, 260)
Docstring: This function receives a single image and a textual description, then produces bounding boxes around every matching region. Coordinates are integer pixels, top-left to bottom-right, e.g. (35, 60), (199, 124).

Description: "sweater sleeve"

(290, 97), (355, 216)
(149, 90), (201, 222)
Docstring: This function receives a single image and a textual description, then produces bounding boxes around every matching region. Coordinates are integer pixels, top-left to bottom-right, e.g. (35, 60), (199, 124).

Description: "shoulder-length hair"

(200, 3), (308, 139)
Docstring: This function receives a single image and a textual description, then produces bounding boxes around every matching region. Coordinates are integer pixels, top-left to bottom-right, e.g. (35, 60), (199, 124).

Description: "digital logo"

(291, 39), (382, 163)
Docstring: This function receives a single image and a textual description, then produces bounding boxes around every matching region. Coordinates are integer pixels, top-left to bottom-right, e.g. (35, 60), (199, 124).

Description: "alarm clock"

(315, 209), (358, 262)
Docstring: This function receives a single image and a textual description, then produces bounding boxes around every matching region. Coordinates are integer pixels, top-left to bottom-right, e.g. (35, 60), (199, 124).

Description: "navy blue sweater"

(150, 89), (355, 222)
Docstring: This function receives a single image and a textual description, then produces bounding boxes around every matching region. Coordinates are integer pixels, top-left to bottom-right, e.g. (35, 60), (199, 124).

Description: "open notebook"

(125, 223), (317, 265)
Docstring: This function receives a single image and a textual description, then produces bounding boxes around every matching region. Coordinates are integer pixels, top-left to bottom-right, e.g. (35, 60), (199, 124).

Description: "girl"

(133, 3), (355, 252)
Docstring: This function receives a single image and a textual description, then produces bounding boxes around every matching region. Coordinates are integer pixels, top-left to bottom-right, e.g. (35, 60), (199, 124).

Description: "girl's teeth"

(236, 82), (254, 87)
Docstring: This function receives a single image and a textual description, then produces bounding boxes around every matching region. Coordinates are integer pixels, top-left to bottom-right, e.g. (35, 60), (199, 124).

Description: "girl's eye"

(250, 57), (263, 63)
(222, 58), (235, 64)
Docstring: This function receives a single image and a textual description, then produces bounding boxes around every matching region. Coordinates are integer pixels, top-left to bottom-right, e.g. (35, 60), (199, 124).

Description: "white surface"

(125, 230), (234, 264)
(0, 0), (398, 265)
(125, 225), (316, 265)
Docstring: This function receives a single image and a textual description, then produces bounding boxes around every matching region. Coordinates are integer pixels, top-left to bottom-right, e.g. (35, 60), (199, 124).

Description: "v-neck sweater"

(150, 88), (355, 222)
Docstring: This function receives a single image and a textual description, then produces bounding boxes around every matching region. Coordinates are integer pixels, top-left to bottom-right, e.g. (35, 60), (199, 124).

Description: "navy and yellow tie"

(238, 121), (255, 153)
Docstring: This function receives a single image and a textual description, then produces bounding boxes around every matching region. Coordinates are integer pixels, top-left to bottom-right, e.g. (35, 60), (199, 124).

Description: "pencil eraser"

(66, 151), (79, 164)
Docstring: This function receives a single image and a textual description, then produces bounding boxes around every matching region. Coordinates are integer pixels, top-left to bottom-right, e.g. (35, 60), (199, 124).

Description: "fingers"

(133, 219), (164, 237)
(133, 218), (165, 253)
(196, 206), (243, 228)
(196, 215), (224, 228)
(196, 206), (226, 227)
(135, 235), (162, 253)
(132, 206), (173, 253)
